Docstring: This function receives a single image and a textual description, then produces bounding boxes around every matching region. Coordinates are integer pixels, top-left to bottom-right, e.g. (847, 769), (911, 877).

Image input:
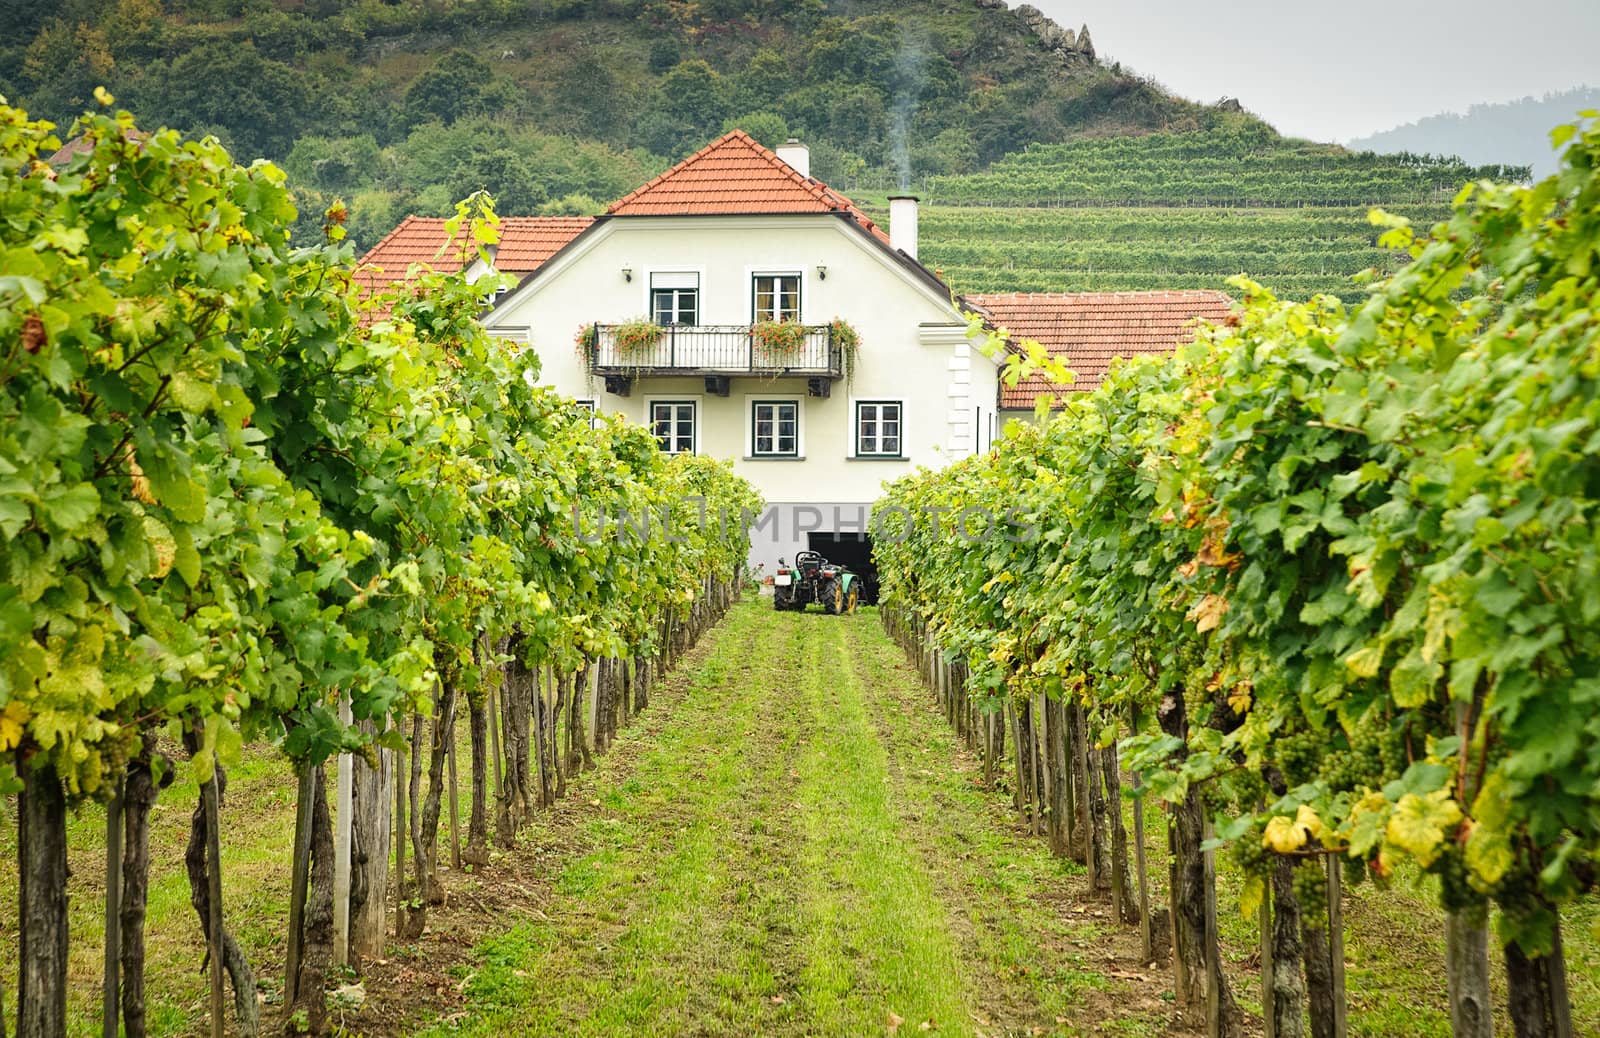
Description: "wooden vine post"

(447, 723), (462, 871)
(1131, 775), (1152, 961)
(102, 778), (124, 1038)
(1325, 856), (1347, 1038)
(1260, 871), (1274, 1038)
(202, 768), (226, 1038)
(284, 760), (317, 1005)
(334, 698), (354, 967)
(350, 737), (392, 963)
(1202, 816), (1222, 1038)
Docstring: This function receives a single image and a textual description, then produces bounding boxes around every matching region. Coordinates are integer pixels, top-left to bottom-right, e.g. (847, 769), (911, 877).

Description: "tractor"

(772, 550), (860, 614)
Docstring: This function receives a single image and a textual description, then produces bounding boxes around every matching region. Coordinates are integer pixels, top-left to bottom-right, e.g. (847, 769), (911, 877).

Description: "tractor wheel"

(821, 578), (840, 615)
(845, 585), (859, 614)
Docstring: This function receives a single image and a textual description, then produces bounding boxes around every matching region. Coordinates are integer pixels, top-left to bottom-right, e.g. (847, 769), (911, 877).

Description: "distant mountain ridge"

(1349, 87), (1600, 178)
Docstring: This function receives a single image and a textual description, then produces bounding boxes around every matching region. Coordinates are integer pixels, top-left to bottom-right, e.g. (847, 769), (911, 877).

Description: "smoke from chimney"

(889, 31), (930, 193)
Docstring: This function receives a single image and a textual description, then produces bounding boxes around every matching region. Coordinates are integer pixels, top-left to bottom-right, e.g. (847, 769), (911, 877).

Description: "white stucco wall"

(484, 213), (999, 567)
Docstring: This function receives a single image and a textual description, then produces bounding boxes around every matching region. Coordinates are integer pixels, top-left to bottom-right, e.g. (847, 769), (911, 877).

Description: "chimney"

(775, 137), (810, 178)
(889, 195), (919, 260)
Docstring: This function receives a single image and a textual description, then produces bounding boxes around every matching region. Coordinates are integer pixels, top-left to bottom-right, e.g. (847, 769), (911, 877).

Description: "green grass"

(0, 744), (299, 1036)
(425, 602), (1159, 1036)
(7, 598), (1595, 1035)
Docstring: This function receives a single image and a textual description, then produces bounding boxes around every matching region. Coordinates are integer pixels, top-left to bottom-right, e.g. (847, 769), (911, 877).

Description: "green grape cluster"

(1379, 723), (1410, 775)
(1343, 856), (1366, 890)
(1318, 720), (1400, 791)
(1294, 860), (1329, 925)
(1316, 749), (1359, 789)
(1228, 823), (1272, 879)
(1230, 769), (1268, 805)
(1275, 730), (1321, 786)
(1435, 848), (1480, 911)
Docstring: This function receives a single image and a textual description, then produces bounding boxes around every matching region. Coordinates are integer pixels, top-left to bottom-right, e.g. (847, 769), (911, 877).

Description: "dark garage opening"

(807, 533), (879, 604)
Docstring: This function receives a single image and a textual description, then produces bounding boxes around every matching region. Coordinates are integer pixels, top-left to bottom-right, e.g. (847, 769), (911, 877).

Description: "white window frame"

(646, 396), (699, 455)
(647, 270), (703, 326)
(854, 399), (904, 459)
(751, 271), (802, 323)
(574, 398), (598, 429)
(746, 396), (803, 459)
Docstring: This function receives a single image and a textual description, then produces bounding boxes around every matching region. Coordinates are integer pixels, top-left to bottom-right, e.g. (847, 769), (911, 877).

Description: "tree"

(284, 133), (384, 193)
(403, 49), (494, 128)
(450, 148), (548, 214)
(914, 126), (978, 175)
(657, 59), (727, 135)
(147, 40), (314, 159)
(539, 193), (604, 216)
(722, 111), (788, 148)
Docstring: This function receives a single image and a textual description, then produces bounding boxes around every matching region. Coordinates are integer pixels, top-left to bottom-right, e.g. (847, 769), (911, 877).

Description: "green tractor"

(773, 550), (860, 614)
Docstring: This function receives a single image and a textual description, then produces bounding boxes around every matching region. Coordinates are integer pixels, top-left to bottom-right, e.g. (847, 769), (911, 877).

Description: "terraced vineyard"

(861, 129), (1529, 303)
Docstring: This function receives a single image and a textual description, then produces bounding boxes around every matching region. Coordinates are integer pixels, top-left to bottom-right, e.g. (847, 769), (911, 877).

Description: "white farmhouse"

(359, 131), (1230, 589)
(363, 131), (999, 587)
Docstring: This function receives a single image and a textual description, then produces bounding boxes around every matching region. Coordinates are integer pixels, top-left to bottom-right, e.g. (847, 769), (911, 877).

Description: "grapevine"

(874, 115), (1600, 1025)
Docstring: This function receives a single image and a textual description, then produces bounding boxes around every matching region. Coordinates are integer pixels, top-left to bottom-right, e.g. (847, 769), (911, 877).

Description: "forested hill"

(3, 0), (1276, 243)
(1, 0), (1539, 299)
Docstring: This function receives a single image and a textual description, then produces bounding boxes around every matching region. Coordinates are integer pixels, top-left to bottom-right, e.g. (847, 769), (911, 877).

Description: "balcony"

(586, 323), (843, 396)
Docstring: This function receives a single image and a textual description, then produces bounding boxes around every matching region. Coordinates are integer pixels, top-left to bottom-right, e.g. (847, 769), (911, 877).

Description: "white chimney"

(775, 137), (810, 178)
(889, 195), (919, 261)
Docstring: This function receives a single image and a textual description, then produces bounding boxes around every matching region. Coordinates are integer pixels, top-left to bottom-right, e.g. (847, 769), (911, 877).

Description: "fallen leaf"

(770, 995), (785, 1005)
(887, 1010), (905, 1035)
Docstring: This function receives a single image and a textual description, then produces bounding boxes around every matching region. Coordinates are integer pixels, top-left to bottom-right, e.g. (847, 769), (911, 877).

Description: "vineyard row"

(0, 100), (762, 1037)
(872, 119), (1600, 1037)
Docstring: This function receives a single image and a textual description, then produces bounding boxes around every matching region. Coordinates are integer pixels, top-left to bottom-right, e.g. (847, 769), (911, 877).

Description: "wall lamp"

(816, 265), (827, 280)
(621, 267), (633, 282)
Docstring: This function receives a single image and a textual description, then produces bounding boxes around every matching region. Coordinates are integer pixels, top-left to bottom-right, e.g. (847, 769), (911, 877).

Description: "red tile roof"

(354, 215), (593, 302)
(966, 290), (1234, 407)
(607, 130), (892, 246)
(45, 129), (149, 166)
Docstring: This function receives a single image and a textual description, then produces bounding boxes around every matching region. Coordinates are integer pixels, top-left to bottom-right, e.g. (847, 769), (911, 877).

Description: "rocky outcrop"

(1011, 5), (1096, 69)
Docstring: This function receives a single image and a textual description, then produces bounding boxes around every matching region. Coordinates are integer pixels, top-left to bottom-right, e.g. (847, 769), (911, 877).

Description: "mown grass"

(0, 744), (300, 1036)
(6, 598), (1595, 1036)
(429, 603), (1161, 1037)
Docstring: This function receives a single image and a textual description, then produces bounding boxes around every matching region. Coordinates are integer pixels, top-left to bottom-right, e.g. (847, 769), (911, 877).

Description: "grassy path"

(430, 602), (1163, 1038)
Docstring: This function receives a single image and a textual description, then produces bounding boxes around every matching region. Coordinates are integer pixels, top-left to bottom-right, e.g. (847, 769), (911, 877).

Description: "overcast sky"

(1033, 1), (1600, 143)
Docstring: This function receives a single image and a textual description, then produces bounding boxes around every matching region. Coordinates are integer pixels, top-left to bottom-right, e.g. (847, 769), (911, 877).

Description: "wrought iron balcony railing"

(586, 323), (842, 379)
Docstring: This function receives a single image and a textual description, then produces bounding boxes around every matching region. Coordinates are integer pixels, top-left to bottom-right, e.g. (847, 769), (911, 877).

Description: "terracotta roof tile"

(606, 130), (892, 245)
(45, 129), (149, 166)
(966, 290), (1234, 407)
(354, 215), (593, 315)
(488, 216), (596, 269)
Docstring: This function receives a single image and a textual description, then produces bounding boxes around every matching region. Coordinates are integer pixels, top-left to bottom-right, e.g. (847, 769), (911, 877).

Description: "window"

(574, 399), (597, 428)
(856, 401), (903, 457)
(751, 400), (799, 458)
(649, 400), (696, 454)
(650, 272), (699, 325)
(752, 273), (800, 322)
